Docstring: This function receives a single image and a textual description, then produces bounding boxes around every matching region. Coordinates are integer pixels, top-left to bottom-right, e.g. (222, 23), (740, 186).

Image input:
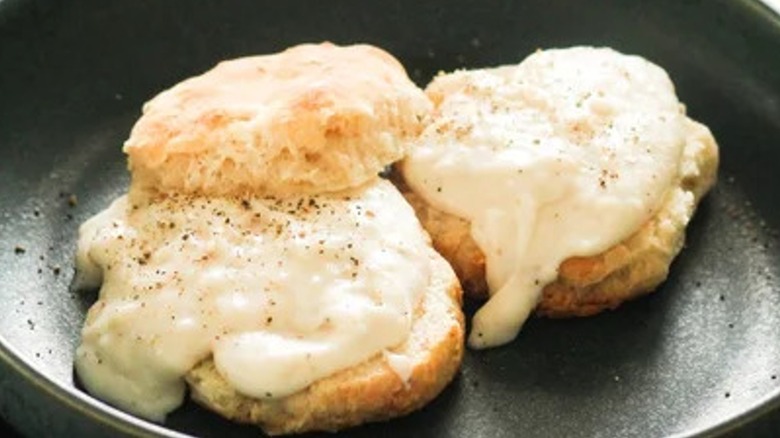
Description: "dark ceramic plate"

(2, 0), (780, 436)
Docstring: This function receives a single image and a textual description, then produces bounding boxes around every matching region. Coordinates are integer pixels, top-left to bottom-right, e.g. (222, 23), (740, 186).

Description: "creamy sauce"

(403, 47), (687, 348)
(384, 351), (415, 387)
(75, 180), (431, 420)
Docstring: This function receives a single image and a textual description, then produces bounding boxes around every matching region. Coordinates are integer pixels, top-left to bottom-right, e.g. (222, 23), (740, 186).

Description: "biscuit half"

(124, 42), (431, 197)
(185, 249), (464, 435)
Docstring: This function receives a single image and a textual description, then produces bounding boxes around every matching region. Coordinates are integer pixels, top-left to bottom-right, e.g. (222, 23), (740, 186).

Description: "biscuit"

(185, 249), (464, 435)
(77, 43), (463, 433)
(124, 42), (431, 197)
(396, 47), (719, 321)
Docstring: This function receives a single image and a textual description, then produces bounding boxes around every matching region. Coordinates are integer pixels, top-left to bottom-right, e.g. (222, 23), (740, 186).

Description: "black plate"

(2, 0), (780, 436)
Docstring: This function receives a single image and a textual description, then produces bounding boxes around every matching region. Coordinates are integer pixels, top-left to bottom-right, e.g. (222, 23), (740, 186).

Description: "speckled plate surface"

(1, 0), (780, 437)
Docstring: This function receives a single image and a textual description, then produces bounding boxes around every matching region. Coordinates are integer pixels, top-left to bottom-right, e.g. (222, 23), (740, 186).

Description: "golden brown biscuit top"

(124, 42), (431, 197)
